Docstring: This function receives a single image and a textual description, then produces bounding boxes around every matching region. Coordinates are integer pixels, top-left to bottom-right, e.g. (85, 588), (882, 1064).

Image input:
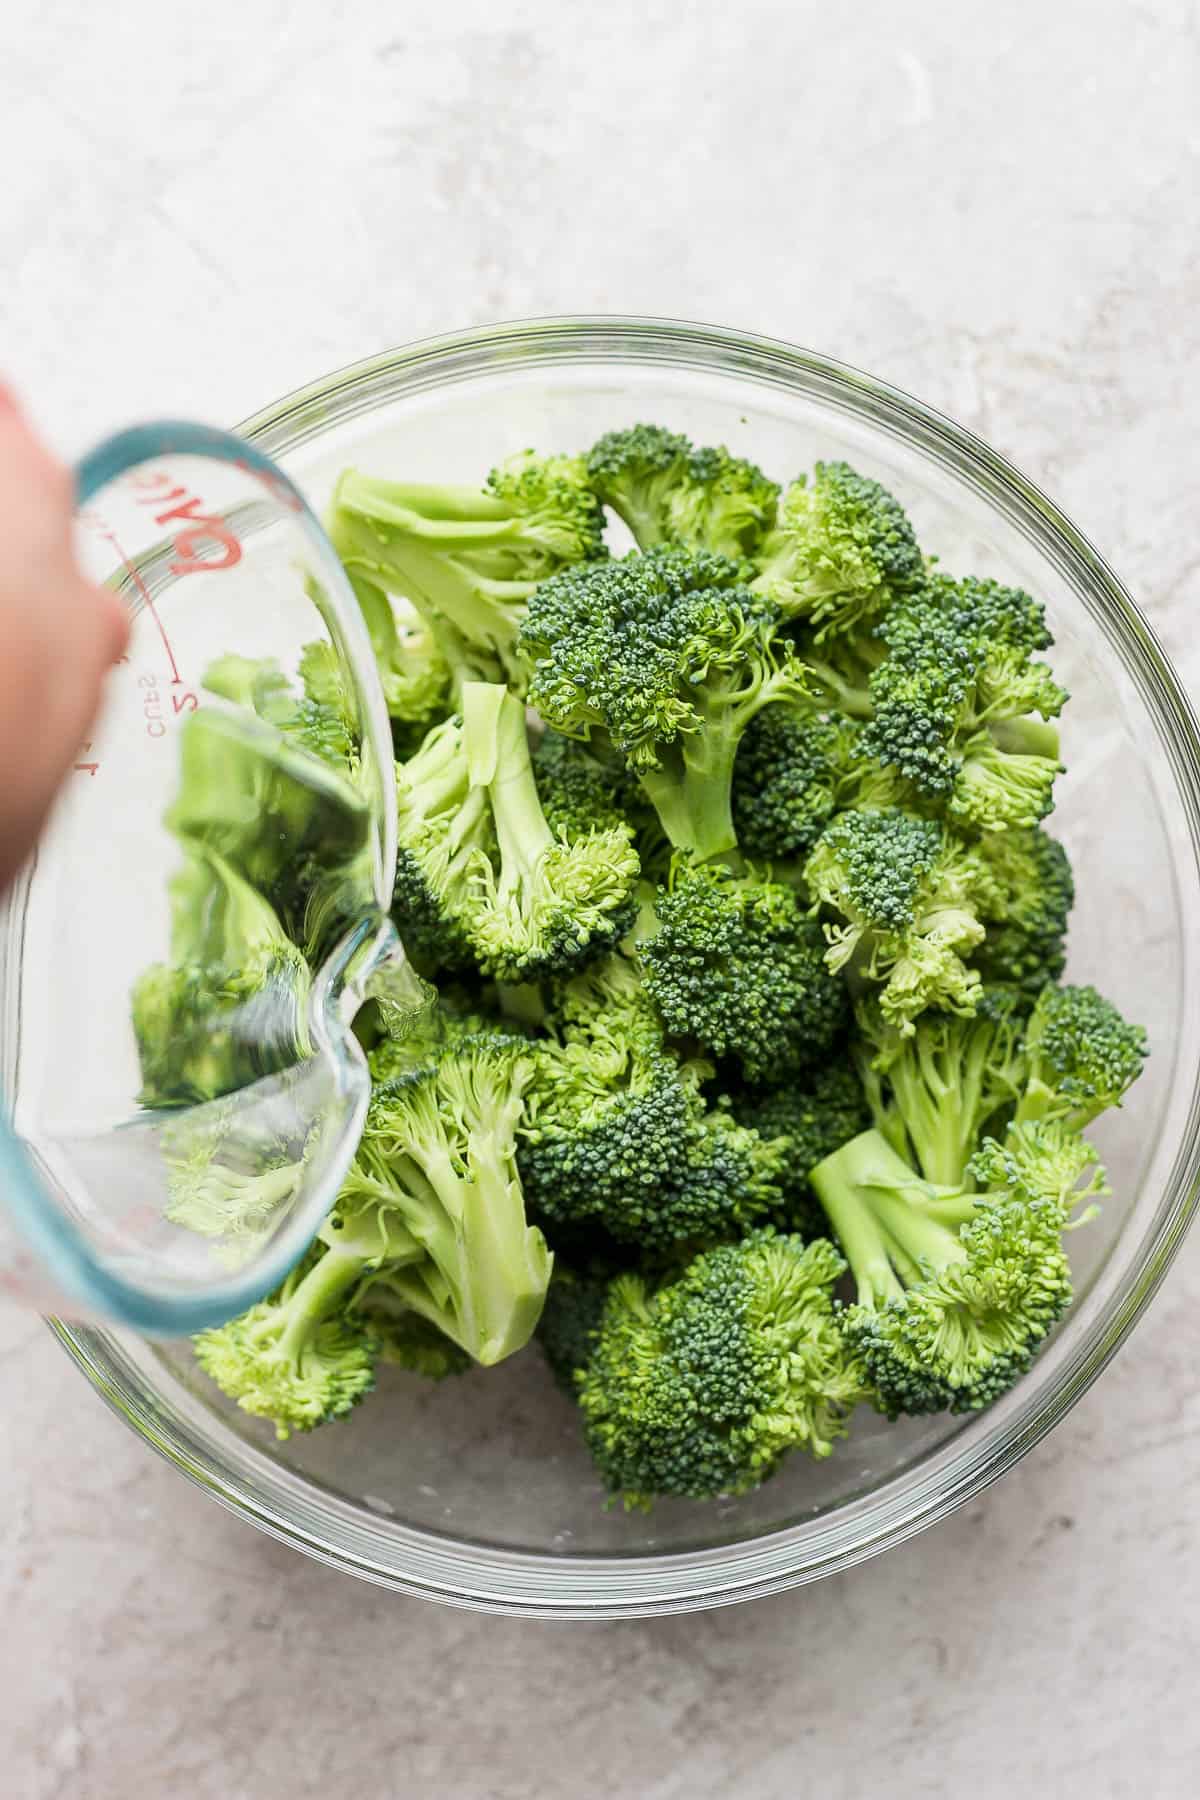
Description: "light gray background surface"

(2, 3), (1199, 1795)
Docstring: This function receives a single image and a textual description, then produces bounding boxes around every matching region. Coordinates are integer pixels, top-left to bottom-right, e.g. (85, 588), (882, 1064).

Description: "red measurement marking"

(130, 470), (243, 577)
(100, 526), (182, 682)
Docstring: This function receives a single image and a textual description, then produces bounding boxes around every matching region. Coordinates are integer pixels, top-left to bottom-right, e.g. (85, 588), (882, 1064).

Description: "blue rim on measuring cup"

(0, 421), (397, 1335)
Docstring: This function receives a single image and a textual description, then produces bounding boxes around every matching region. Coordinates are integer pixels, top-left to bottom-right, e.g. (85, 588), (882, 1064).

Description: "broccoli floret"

(803, 810), (989, 1033)
(328, 452), (605, 692)
(1015, 982), (1148, 1130)
(810, 1123), (1103, 1417)
(132, 846), (311, 1108)
(392, 713), (492, 973)
(391, 690), (641, 984)
(337, 1031), (552, 1364)
(733, 1062), (871, 1239)
(193, 1241), (383, 1438)
(520, 549), (814, 862)
(578, 1232), (867, 1504)
(460, 684), (640, 982)
(863, 575), (1067, 831)
(639, 862), (847, 1082)
(520, 952), (784, 1249)
(853, 995), (1027, 1187)
(731, 706), (844, 860)
(585, 423), (779, 559)
(751, 460), (923, 642)
(975, 828), (1075, 999)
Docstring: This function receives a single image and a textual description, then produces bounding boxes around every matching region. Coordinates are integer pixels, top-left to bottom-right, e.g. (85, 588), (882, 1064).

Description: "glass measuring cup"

(0, 422), (425, 1333)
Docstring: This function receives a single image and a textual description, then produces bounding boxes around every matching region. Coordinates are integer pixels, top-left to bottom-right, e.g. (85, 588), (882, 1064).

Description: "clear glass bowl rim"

(48, 314), (1200, 1619)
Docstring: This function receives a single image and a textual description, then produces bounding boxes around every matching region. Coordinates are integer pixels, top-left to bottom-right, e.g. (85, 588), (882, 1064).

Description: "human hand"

(0, 385), (129, 890)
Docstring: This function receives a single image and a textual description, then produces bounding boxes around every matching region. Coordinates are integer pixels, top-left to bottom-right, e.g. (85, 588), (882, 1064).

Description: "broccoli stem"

(804, 659), (874, 719)
(385, 1134), (541, 1365)
(989, 716), (1060, 759)
(637, 669), (802, 862)
(810, 1129), (975, 1305)
(496, 981), (546, 1028)
(636, 713), (741, 862)
(887, 1031), (994, 1186)
(273, 1245), (366, 1365)
(485, 690), (556, 899)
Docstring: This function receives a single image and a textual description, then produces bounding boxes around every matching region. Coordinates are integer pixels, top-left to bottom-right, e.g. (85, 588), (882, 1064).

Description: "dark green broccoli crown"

(731, 707), (843, 860)
(640, 863), (847, 1082)
(751, 460), (923, 640)
(532, 729), (639, 839)
(521, 1003), (784, 1251)
(519, 548), (761, 761)
(975, 827), (1074, 998)
(536, 1265), (618, 1396)
(521, 1049), (703, 1244)
(810, 809), (942, 931)
(1020, 983), (1148, 1126)
(735, 1063), (871, 1237)
(587, 423), (692, 490)
(863, 575), (1065, 813)
(579, 1232), (863, 1502)
(812, 460), (924, 590)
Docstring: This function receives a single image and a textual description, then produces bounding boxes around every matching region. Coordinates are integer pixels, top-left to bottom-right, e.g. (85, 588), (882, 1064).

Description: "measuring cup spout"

(315, 911), (435, 1041)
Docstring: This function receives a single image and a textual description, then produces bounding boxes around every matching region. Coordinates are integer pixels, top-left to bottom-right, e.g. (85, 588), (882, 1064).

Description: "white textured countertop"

(3, 3), (1200, 1794)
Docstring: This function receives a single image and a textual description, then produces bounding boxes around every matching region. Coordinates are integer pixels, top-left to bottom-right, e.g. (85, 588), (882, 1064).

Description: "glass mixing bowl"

(25, 318), (1200, 1617)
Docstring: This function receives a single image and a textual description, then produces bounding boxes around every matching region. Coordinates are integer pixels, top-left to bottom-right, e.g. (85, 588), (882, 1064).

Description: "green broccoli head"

(810, 1125), (1096, 1418)
(193, 1244), (379, 1438)
(751, 460), (924, 642)
(459, 684), (640, 984)
(731, 706), (844, 861)
(391, 713), (493, 973)
(522, 953), (784, 1250)
(863, 575), (1067, 831)
(585, 423), (779, 559)
(639, 862), (847, 1083)
(578, 1231), (868, 1504)
(1015, 983), (1148, 1130)
(974, 827), (1075, 999)
(803, 809), (988, 1033)
(343, 1029), (552, 1365)
(535, 1264), (616, 1396)
(520, 548), (814, 862)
